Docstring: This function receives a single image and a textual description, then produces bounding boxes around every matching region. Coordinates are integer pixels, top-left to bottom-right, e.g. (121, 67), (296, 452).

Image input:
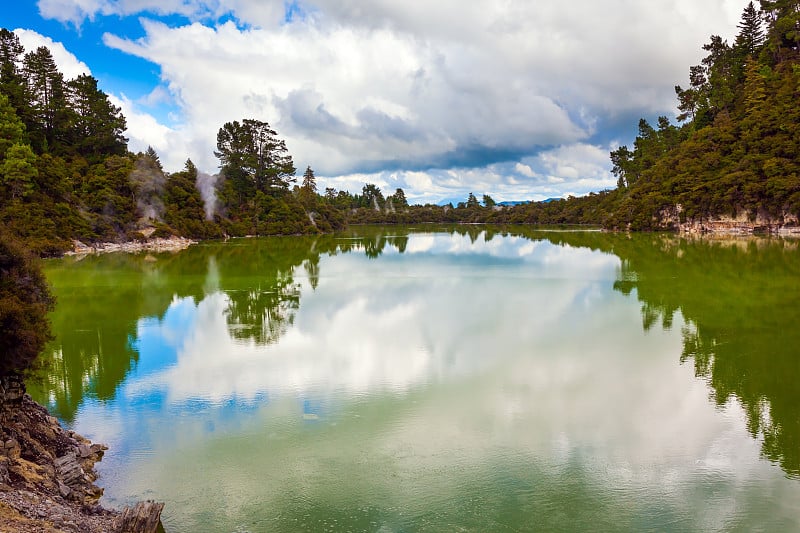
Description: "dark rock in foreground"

(0, 376), (164, 532)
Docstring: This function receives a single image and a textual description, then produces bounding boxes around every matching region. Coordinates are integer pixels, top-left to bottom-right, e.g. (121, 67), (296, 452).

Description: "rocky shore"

(657, 205), (800, 235)
(0, 377), (163, 532)
(66, 235), (196, 256)
(678, 218), (800, 235)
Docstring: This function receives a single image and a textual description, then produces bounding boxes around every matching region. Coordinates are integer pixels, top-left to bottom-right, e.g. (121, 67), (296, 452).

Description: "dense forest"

(494, 0), (800, 230)
(1, 0), (799, 258)
(597, 0), (800, 230)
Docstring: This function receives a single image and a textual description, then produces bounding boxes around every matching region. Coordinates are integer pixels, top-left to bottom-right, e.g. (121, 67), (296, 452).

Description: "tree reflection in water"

(538, 231), (800, 479)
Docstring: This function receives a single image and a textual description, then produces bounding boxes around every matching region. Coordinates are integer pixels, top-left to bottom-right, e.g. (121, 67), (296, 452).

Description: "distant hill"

(496, 198), (561, 207)
(497, 200), (532, 207)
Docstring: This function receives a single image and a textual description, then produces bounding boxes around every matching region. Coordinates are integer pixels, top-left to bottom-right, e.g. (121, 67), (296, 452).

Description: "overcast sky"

(6, 0), (749, 204)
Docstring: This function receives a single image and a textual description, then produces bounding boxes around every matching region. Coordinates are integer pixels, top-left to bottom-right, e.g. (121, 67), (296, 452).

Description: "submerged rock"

(118, 501), (165, 533)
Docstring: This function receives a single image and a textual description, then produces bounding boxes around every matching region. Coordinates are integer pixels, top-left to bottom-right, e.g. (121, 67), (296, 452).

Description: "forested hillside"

(0, 29), (222, 254)
(495, 1), (800, 230)
(603, 0), (800, 230)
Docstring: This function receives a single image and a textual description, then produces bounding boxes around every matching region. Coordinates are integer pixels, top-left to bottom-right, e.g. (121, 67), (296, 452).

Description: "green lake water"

(30, 226), (800, 532)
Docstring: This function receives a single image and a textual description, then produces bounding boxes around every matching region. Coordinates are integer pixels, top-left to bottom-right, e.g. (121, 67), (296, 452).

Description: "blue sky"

(3, 0), (748, 204)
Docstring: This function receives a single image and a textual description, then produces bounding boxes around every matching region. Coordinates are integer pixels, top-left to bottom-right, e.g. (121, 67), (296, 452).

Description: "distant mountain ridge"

(497, 198), (561, 206)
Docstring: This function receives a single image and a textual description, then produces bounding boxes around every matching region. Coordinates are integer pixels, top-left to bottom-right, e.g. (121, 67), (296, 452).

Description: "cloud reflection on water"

(120, 233), (619, 405)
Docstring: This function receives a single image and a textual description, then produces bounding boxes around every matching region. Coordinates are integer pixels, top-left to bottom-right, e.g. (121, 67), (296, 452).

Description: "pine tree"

(736, 2), (765, 57)
(610, 145), (634, 188)
(675, 65), (710, 124)
(23, 46), (68, 152)
(701, 36), (736, 117)
(301, 166), (317, 194)
(0, 143), (38, 200)
(743, 59), (767, 115)
(215, 119), (296, 206)
(299, 166), (317, 208)
(392, 188), (408, 208)
(144, 145), (162, 169)
(66, 74), (127, 159)
(361, 183), (384, 210)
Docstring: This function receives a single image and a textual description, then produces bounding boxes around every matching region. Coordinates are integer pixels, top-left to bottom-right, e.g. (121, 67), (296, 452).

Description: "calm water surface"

(31, 227), (800, 532)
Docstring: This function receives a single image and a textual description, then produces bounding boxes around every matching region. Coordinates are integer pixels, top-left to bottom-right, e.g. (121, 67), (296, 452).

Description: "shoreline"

(658, 207), (800, 236)
(0, 377), (163, 532)
(55, 223), (800, 261)
(678, 221), (800, 236)
(65, 235), (196, 256)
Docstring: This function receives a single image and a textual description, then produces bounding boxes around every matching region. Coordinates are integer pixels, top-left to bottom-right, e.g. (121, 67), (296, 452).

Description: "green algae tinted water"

(31, 227), (800, 532)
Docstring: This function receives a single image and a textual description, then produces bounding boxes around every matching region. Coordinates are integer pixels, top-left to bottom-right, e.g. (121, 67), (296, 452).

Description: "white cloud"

(13, 28), (91, 79)
(36, 0), (106, 27)
(109, 93), (176, 154)
(535, 143), (617, 193)
(514, 163), (536, 179)
(37, 0), (237, 27)
(137, 85), (173, 107)
(313, 142), (616, 203)
(102, 18), (586, 178)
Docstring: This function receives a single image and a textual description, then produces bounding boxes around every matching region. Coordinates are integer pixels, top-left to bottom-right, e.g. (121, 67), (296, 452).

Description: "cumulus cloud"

(102, 18), (588, 176)
(533, 143), (617, 196)
(31, 0), (750, 201)
(13, 28), (91, 79)
(319, 142), (616, 204)
(137, 85), (173, 107)
(109, 94), (174, 151)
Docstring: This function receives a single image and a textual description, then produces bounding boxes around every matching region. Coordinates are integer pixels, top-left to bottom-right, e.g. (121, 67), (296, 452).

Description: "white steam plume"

(196, 171), (220, 220)
(129, 154), (166, 224)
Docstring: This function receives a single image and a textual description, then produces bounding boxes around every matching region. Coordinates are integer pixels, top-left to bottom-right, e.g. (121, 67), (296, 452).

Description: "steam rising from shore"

(197, 171), (220, 220)
(130, 154), (166, 223)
